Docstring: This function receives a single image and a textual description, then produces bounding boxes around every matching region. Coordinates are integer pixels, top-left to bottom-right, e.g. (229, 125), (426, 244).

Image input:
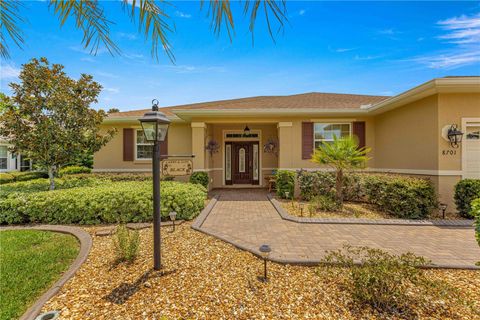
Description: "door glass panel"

(225, 144), (231, 180)
(239, 148), (246, 173)
(253, 144), (258, 180)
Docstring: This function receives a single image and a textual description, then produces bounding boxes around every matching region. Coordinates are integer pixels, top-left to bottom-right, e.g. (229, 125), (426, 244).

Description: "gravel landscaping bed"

(42, 223), (480, 319)
(277, 198), (465, 220)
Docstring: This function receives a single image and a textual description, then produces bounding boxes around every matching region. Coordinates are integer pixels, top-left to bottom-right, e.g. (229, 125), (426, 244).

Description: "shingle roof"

(107, 92), (390, 118)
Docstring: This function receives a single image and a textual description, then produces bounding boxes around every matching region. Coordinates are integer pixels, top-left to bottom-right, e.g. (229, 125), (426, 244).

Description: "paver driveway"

(200, 189), (480, 268)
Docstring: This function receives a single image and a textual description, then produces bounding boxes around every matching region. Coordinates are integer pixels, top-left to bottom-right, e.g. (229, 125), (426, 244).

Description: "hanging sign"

(161, 159), (193, 176)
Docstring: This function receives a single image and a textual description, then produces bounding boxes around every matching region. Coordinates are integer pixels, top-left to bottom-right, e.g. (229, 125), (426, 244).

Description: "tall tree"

(0, 0), (288, 60)
(0, 58), (115, 190)
(311, 135), (371, 205)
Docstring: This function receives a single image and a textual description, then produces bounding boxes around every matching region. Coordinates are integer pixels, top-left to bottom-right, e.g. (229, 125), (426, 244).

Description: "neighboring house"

(94, 77), (480, 208)
(0, 140), (32, 173)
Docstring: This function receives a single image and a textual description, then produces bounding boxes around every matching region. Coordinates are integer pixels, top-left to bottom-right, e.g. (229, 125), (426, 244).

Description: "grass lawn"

(0, 230), (79, 320)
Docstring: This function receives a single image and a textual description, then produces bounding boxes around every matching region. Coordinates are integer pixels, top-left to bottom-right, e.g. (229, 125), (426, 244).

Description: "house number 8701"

(442, 150), (456, 156)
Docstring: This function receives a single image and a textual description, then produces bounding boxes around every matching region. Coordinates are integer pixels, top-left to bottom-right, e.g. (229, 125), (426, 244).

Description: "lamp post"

(259, 244), (272, 282)
(139, 99), (171, 271)
(439, 203), (448, 219)
(169, 211), (177, 232)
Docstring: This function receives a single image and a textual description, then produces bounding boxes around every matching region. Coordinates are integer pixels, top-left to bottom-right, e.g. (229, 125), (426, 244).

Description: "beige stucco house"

(94, 77), (480, 209)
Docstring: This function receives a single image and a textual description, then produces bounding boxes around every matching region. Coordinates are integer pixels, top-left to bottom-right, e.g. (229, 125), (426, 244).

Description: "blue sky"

(1, 1), (479, 111)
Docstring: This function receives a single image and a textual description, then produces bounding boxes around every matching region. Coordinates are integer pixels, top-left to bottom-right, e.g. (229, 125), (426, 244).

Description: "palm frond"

(49, 0), (120, 56)
(0, 0), (25, 59)
(201, 0), (235, 40)
(121, 0), (174, 62)
(244, 0), (288, 44)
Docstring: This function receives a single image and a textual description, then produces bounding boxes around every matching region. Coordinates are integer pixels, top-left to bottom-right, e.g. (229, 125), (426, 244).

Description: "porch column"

(191, 122), (206, 170)
(277, 122), (293, 169)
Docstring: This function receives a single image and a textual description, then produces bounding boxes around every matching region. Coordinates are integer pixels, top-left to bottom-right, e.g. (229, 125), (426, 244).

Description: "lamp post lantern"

(139, 99), (171, 270)
(169, 211), (177, 232)
(439, 203), (448, 219)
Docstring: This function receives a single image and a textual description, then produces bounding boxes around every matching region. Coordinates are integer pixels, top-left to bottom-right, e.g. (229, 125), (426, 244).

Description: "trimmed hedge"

(0, 171), (48, 184)
(0, 181), (207, 225)
(297, 171), (437, 219)
(0, 177), (102, 196)
(471, 198), (480, 247)
(454, 179), (480, 218)
(58, 166), (92, 176)
(276, 170), (295, 199)
(189, 172), (209, 189)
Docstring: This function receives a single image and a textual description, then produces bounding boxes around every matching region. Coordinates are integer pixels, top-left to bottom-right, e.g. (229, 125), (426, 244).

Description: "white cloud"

(437, 13), (480, 44)
(160, 64), (226, 74)
(175, 11), (192, 18)
(123, 53), (144, 60)
(0, 63), (20, 80)
(118, 32), (138, 40)
(354, 54), (383, 61)
(80, 57), (96, 63)
(411, 51), (480, 70)
(96, 71), (119, 79)
(334, 47), (356, 53)
(104, 87), (120, 94)
(410, 12), (480, 69)
(378, 28), (396, 35)
(298, 9), (306, 16)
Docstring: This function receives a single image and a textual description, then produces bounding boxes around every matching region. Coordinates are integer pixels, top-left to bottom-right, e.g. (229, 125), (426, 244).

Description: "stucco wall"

(93, 122), (192, 171)
(373, 95), (439, 170)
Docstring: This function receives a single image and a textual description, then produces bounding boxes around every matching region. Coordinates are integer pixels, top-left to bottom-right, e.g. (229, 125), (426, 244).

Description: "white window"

(314, 123), (351, 149)
(0, 146), (8, 170)
(136, 130), (153, 160)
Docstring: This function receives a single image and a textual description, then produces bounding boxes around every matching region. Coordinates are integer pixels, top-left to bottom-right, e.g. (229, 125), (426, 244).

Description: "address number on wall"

(442, 150), (457, 156)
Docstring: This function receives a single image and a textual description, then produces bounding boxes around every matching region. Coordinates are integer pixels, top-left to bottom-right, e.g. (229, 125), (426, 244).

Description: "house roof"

(107, 92), (389, 119)
(105, 76), (480, 122)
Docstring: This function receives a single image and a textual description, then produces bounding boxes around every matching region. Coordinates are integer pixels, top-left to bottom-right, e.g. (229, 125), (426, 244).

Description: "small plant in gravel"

(310, 194), (340, 212)
(113, 225), (140, 263)
(317, 246), (464, 317)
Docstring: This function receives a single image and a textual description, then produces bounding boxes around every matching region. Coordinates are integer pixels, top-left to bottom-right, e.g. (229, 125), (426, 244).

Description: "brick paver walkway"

(200, 189), (480, 268)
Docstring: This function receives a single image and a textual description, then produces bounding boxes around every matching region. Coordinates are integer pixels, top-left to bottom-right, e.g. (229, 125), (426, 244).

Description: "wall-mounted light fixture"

(243, 125), (251, 136)
(447, 124), (464, 148)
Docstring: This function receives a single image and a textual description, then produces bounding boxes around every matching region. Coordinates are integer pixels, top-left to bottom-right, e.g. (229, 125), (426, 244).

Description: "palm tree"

(311, 135), (371, 205)
(0, 0), (288, 61)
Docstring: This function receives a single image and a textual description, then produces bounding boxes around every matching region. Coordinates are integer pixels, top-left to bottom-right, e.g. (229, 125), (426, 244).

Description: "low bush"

(113, 225), (140, 263)
(309, 195), (340, 212)
(318, 246), (460, 316)
(0, 177), (102, 196)
(189, 171), (209, 189)
(276, 170), (295, 199)
(297, 170), (363, 202)
(0, 181), (207, 224)
(454, 179), (480, 218)
(58, 166), (92, 176)
(471, 198), (480, 247)
(0, 171), (48, 184)
(363, 174), (437, 219)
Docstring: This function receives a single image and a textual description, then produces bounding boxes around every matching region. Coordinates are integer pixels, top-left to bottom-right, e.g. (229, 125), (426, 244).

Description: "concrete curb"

(191, 195), (479, 270)
(0, 225), (92, 320)
(268, 195), (474, 227)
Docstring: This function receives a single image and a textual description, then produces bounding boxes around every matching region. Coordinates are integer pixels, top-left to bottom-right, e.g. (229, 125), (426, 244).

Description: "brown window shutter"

(123, 128), (134, 161)
(160, 133), (168, 160)
(353, 121), (366, 149)
(302, 122), (314, 159)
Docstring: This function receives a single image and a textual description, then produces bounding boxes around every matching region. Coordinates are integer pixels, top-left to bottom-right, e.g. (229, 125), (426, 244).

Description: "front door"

(228, 142), (259, 184)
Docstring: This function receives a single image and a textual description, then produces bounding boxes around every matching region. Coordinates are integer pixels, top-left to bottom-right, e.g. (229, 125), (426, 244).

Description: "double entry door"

(225, 141), (259, 185)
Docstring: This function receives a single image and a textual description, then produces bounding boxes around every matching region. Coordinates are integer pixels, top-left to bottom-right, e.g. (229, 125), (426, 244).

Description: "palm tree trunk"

(336, 169), (344, 205)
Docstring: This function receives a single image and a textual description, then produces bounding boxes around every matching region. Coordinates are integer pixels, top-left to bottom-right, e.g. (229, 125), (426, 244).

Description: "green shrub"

(189, 171), (209, 188)
(0, 171), (48, 184)
(471, 198), (480, 247)
(297, 170), (363, 202)
(64, 172), (153, 182)
(363, 174), (437, 219)
(318, 246), (459, 316)
(113, 225), (140, 263)
(276, 170), (295, 199)
(0, 177), (102, 196)
(0, 181), (207, 224)
(0, 173), (15, 184)
(58, 166), (92, 176)
(309, 195), (340, 212)
(454, 179), (480, 218)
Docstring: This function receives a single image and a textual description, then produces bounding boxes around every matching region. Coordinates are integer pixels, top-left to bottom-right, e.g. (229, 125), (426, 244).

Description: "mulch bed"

(42, 223), (480, 319)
